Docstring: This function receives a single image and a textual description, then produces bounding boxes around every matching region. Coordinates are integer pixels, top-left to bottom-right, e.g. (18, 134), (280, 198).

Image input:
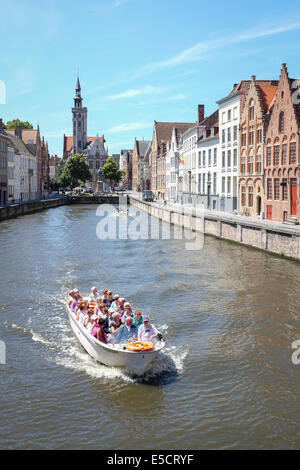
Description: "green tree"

(102, 156), (123, 187)
(5, 119), (33, 129)
(51, 159), (66, 190)
(58, 154), (91, 188)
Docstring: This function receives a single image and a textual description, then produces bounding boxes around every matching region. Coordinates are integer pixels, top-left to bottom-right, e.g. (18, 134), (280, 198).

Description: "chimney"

(251, 75), (256, 81)
(197, 104), (205, 124)
(15, 125), (22, 139)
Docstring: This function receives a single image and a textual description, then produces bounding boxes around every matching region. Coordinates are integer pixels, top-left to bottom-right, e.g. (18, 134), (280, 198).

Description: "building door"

(266, 205), (272, 220)
(291, 179), (297, 216)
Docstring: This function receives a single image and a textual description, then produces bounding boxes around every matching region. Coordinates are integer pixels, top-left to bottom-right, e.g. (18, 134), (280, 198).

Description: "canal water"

(0, 204), (300, 450)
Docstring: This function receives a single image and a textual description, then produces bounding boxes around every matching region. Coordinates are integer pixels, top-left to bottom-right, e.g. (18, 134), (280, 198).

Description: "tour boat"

(66, 304), (165, 375)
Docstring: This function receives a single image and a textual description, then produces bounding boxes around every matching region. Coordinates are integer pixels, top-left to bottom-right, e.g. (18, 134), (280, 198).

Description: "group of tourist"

(68, 287), (160, 346)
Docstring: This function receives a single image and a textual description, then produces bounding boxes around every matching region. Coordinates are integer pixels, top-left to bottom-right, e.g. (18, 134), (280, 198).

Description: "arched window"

(279, 111), (284, 132)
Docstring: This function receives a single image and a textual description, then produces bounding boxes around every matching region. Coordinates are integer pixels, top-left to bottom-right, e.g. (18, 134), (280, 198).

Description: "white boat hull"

(67, 306), (165, 375)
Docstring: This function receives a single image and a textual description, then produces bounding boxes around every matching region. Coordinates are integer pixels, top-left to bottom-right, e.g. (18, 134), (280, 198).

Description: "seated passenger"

(137, 316), (159, 342)
(121, 302), (133, 323)
(76, 302), (88, 324)
(84, 308), (95, 332)
(71, 291), (81, 311)
(102, 307), (113, 334)
(101, 289), (108, 304)
(115, 316), (137, 344)
(110, 312), (122, 335)
(106, 291), (113, 308)
(111, 294), (121, 311)
(132, 310), (143, 329)
(68, 290), (76, 306)
(92, 318), (108, 344)
(94, 299), (106, 319)
(115, 297), (125, 316)
(88, 286), (98, 302)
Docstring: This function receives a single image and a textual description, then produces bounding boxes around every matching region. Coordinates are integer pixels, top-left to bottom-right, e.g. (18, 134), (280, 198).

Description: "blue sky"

(1, 0), (300, 156)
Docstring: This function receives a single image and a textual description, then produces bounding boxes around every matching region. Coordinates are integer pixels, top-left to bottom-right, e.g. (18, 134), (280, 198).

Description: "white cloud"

(137, 20), (300, 77)
(106, 85), (166, 100)
(106, 122), (152, 133)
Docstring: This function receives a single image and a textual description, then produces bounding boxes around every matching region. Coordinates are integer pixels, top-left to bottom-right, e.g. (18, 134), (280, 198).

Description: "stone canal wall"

(0, 198), (68, 222)
(0, 195), (121, 222)
(129, 196), (300, 261)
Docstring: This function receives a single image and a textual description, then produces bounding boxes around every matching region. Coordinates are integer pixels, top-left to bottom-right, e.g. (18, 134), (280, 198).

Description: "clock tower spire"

(72, 75), (87, 154)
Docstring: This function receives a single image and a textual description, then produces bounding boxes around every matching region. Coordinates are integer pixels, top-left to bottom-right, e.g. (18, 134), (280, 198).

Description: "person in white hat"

(137, 316), (159, 342)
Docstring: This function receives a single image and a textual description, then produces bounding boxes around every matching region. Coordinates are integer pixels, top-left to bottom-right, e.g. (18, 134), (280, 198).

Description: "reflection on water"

(0, 204), (300, 449)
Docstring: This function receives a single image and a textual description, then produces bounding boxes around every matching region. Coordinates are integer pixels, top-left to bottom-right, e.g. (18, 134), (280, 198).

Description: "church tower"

(72, 76), (87, 154)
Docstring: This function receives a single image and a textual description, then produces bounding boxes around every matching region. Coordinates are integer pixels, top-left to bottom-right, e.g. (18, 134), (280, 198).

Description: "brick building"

(264, 64), (300, 222)
(132, 138), (151, 192)
(0, 119), (8, 206)
(239, 76), (278, 216)
(6, 124), (50, 198)
(151, 121), (195, 200)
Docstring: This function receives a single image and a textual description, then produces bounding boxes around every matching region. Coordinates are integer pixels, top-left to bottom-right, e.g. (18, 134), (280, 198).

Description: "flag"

(179, 156), (184, 164)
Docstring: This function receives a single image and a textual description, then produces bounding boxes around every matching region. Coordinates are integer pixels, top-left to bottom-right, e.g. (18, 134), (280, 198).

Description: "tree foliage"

(50, 159), (66, 190)
(102, 156), (123, 186)
(58, 154), (91, 188)
(5, 119), (33, 129)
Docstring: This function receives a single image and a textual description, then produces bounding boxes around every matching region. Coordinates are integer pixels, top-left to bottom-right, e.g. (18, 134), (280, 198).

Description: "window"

(233, 126), (238, 141)
(202, 151), (206, 166)
(227, 109), (231, 121)
(290, 141), (296, 164)
(198, 151), (201, 167)
(227, 150), (231, 169)
(222, 151), (226, 170)
(248, 153), (253, 174)
(257, 129), (262, 144)
(222, 112), (226, 124)
(213, 148), (217, 166)
(267, 179), (272, 199)
(227, 176), (231, 195)
(233, 148), (238, 169)
(282, 178), (288, 200)
(248, 186), (253, 207)
(233, 107), (238, 119)
(282, 143), (287, 165)
(222, 176), (225, 194)
(213, 172), (217, 194)
(266, 146), (272, 166)
(202, 173), (206, 194)
(249, 100), (254, 121)
(241, 154), (246, 174)
(256, 153), (262, 174)
(249, 131), (254, 145)
(227, 127), (231, 142)
(241, 186), (246, 206)
(198, 174), (201, 193)
(222, 129), (226, 143)
(242, 133), (246, 146)
(274, 145), (280, 165)
(279, 112), (284, 132)
(274, 179), (280, 200)
(208, 149), (212, 166)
